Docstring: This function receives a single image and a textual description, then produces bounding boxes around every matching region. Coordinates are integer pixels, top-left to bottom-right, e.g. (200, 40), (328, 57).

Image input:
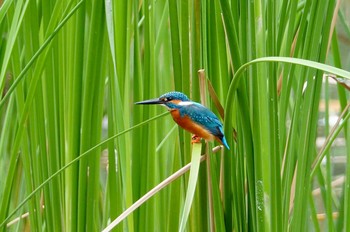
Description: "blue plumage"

(159, 91), (190, 102)
(178, 102), (229, 149)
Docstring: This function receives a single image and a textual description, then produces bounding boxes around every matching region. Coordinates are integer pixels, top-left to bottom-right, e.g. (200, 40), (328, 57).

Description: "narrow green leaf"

(179, 143), (202, 232)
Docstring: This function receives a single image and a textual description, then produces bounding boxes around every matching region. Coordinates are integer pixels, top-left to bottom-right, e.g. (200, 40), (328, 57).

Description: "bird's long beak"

(135, 98), (164, 105)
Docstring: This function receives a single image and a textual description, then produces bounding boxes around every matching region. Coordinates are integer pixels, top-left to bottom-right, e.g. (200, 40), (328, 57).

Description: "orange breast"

(170, 109), (214, 141)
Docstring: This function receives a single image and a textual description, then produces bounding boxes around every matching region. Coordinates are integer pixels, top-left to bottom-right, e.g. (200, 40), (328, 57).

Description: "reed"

(0, 0), (349, 231)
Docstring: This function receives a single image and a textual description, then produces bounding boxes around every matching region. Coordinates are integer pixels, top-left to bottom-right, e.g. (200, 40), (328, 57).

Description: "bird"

(135, 91), (230, 149)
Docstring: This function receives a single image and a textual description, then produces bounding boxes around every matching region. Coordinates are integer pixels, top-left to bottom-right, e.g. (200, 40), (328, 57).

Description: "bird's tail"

(221, 136), (230, 150)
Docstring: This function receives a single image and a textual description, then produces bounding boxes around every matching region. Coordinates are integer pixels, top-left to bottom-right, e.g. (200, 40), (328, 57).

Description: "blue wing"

(178, 102), (229, 149)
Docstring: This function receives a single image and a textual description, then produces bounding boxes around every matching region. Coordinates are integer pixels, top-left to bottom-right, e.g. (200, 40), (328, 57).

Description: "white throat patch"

(161, 104), (171, 110)
(178, 101), (193, 106)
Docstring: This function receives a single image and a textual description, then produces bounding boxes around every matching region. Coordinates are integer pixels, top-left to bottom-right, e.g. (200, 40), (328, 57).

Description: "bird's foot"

(191, 135), (202, 144)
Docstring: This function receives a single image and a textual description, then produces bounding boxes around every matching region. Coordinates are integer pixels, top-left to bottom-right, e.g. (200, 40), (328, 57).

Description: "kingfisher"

(135, 91), (230, 149)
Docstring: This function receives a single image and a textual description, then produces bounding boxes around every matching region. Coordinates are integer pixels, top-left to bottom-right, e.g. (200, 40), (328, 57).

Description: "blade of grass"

(0, 0), (84, 109)
(0, 0), (28, 93)
(103, 149), (209, 232)
(64, 1), (85, 230)
(179, 143), (202, 232)
(0, 112), (167, 228)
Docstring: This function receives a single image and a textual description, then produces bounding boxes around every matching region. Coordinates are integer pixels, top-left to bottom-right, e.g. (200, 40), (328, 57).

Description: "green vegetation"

(0, 0), (350, 231)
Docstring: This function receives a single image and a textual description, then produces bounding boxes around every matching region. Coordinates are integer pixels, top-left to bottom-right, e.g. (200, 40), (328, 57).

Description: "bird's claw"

(191, 135), (202, 144)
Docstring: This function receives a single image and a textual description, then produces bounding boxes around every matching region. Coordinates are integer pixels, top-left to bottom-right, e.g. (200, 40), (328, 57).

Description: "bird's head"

(135, 91), (191, 110)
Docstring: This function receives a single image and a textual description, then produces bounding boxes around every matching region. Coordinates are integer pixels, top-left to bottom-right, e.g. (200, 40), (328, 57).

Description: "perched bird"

(135, 91), (229, 149)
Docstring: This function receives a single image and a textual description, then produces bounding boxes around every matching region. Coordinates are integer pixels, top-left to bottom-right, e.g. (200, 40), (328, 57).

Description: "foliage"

(0, 0), (350, 231)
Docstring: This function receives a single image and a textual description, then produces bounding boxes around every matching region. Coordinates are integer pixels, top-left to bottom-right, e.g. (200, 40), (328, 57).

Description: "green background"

(1, 0), (350, 231)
